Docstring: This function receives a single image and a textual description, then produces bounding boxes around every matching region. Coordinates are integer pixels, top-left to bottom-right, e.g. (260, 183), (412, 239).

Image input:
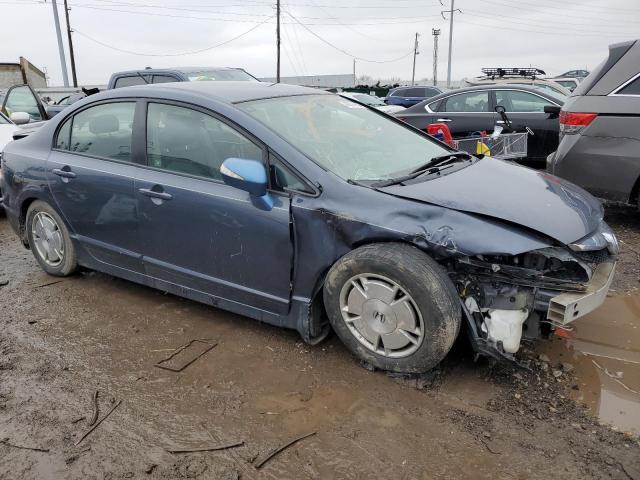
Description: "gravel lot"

(0, 206), (639, 480)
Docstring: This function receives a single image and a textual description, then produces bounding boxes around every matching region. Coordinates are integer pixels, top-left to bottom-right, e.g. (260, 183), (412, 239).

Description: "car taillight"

(559, 111), (597, 136)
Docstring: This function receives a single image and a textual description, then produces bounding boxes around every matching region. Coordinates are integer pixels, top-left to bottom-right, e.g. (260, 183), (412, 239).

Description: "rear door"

(435, 90), (495, 137)
(136, 101), (293, 314)
(47, 100), (143, 271)
(494, 89), (560, 161)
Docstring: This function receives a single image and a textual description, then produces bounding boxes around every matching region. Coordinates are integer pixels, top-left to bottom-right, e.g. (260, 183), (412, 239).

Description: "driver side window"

(146, 103), (263, 180)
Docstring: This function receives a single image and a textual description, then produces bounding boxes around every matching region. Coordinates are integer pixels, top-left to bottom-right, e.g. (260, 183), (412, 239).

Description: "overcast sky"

(2, 0), (639, 86)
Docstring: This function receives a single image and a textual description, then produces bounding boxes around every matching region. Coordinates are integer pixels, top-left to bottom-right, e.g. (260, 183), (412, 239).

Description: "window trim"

(267, 150), (319, 197)
(429, 88), (559, 114)
(609, 72), (640, 97)
(51, 98), (142, 166)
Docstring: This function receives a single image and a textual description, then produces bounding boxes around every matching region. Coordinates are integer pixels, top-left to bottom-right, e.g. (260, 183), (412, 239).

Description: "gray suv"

(547, 39), (640, 208)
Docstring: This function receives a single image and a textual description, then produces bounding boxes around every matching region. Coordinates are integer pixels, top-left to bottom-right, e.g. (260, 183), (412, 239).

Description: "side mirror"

(544, 105), (561, 116)
(9, 112), (30, 125)
(220, 158), (273, 210)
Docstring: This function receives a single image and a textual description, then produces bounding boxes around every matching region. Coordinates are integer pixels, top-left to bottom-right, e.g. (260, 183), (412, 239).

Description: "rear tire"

(323, 243), (461, 373)
(26, 200), (77, 277)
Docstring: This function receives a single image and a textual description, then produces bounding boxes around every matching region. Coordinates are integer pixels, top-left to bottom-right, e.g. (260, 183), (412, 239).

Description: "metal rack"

(453, 132), (528, 160)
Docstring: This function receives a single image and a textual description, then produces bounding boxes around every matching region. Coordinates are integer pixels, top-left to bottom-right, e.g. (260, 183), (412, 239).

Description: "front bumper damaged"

(547, 261), (616, 325)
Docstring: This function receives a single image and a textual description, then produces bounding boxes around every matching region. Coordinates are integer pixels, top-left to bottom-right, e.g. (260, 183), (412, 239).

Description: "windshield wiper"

(371, 152), (473, 188)
(411, 151), (473, 172)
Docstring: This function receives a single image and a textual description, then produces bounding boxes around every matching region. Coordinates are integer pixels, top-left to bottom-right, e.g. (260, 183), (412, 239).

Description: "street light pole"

(276, 0), (281, 83)
(432, 28), (440, 87)
(50, 0), (69, 87)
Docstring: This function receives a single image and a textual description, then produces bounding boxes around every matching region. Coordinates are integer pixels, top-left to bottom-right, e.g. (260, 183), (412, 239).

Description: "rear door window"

(442, 92), (489, 112)
(68, 102), (136, 161)
(152, 75), (179, 84)
(146, 103), (263, 181)
(113, 75), (149, 88)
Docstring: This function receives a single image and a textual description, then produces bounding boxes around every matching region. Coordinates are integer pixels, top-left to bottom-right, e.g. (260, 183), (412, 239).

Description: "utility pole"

(276, 0), (281, 83)
(353, 58), (356, 85)
(50, 0), (69, 87)
(441, 0), (461, 88)
(63, 0), (77, 87)
(411, 33), (419, 86)
(432, 28), (440, 87)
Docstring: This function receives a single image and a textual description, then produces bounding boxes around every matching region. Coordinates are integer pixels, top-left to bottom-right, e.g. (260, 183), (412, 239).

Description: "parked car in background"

(465, 68), (571, 98)
(0, 111), (20, 205)
(396, 85), (563, 164)
(1, 81), (617, 371)
(384, 85), (443, 108)
(548, 39), (640, 208)
(108, 66), (259, 89)
(338, 91), (405, 113)
(555, 69), (590, 79)
(551, 77), (580, 92)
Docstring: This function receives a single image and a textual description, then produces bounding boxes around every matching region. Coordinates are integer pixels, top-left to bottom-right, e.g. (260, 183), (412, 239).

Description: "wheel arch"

(302, 239), (445, 344)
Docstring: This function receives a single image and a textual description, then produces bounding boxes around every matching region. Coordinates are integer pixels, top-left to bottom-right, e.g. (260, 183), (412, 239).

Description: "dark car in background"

(0, 82), (617, 372)
(107, 66), (259, 89)
(556, 69), (590, 79)
(396, 85), (564, 164)
(548, 39), (640, 209)
(384, 85), (443, 108)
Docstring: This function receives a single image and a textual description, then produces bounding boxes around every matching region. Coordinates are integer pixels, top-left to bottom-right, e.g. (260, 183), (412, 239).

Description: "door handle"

(138, 188), (172, 201)
(52, 168), (76, 179)
(496, 120), (506, 124)
(436, 118), (452, 122)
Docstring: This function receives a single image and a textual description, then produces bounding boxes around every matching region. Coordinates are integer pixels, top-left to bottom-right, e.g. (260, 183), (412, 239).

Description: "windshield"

(187, 69), (256, 82)
(238, 95), (451, 181)
(0, 112), (9, 124)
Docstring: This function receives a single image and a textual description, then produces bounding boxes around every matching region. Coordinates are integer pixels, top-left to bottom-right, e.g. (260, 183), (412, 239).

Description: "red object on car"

(426, 123), (453, 146)
(559, 111), (597, 136)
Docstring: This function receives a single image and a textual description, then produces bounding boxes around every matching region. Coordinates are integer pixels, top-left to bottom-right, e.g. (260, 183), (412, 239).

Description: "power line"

(462, 8), (640, 35)
(455, 17), (628, 38)
(73, 15), (273, 56)
(472, 0), (640, 24)
(286, 11), (414, 63)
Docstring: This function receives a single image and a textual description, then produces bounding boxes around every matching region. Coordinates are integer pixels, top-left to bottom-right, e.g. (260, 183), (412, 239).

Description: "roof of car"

(113, 66), (246, 75)
(106, 80), (329, 104)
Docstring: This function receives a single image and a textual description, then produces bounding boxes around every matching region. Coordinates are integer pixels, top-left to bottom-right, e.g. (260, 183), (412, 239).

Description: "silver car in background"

(547, 39), (640, 209)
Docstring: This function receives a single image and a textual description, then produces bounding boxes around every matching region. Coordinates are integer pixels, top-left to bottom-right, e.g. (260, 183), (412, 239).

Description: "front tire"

(26, 200), (77, 276)
(324, 243), (461, 373)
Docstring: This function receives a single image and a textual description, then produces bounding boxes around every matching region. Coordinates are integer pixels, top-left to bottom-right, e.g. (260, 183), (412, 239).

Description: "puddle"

(539, 292), (640, 434)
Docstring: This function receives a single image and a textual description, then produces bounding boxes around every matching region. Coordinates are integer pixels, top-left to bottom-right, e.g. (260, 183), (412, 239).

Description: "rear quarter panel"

(555, 95), (640, 202)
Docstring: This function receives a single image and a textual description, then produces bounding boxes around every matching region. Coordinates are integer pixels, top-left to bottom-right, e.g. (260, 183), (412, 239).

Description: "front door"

(136, 101), (293, 314)
(47, 101), (143, 272)
(494, 89), (561, 161)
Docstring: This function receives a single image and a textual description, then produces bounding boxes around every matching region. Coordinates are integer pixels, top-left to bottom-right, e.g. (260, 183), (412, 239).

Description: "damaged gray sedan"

(0, 82), (617, 373)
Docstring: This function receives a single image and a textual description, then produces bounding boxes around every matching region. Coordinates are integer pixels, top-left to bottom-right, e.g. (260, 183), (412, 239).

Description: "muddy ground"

(1, 206), (640, 480)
